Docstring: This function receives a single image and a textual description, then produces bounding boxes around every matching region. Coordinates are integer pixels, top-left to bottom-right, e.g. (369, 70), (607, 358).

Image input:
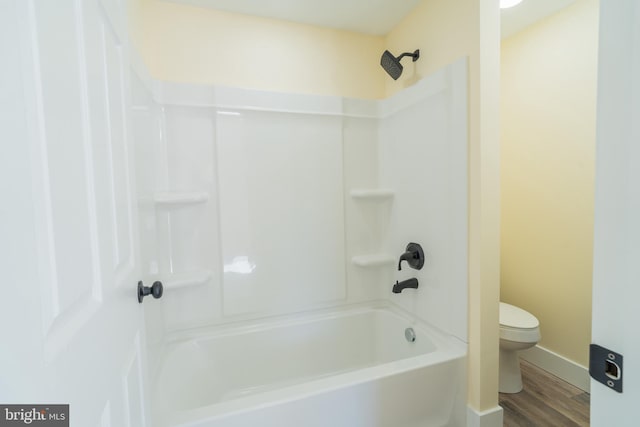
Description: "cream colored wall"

(129, 0), (384, 99)
(500, 0), (598, 367)
(386, 0), (501, 413)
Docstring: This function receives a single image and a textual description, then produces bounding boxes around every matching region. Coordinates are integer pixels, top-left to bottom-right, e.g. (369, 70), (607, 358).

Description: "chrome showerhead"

(380, 49), (420, 80)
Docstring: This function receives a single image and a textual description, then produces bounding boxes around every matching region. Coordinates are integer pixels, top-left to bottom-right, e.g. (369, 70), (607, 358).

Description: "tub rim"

(161, 300), (463, 348)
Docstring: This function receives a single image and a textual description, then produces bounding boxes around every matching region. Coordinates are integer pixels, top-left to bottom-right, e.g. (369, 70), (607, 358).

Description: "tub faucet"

(398, 242), (425, 271)
(393, 278), (419, 294)
(398, 250), (414, 270)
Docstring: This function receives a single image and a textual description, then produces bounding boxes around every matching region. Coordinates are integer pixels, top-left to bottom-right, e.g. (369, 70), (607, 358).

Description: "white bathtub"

(152, 303), (467, 427)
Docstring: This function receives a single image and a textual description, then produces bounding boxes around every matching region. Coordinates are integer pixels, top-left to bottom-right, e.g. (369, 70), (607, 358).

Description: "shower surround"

(131, 58), (468, 426)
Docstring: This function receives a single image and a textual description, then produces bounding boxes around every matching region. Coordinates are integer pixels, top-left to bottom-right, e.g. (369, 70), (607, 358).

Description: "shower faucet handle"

(137, 280), (163, 303)
(398, 242), (425, 271)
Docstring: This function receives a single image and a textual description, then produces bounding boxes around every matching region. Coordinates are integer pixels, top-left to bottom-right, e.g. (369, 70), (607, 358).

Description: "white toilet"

(499, 302), (541, 393)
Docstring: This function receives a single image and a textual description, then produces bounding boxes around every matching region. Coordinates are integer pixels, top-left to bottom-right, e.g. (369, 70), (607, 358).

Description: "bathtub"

(152, 303), (467, 427)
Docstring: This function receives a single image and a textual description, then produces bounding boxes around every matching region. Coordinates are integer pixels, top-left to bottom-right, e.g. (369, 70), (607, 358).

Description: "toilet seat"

(499, 302), (540, 343)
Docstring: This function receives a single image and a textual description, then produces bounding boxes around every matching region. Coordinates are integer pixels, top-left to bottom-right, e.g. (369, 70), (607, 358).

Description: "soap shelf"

(161, 270), (213, 290)
(154, 191), (210, 206)
(350, 189), (395, 200)
(352, 254), (395, 267)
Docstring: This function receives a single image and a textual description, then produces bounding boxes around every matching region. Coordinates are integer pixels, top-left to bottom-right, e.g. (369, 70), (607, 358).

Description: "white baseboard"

(467, 405), (503, 427)
(520, 344), (590, 392)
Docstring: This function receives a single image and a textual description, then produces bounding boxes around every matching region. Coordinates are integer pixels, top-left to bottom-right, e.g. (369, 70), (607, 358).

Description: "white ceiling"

(161, 0), (578, 38)
(162, 0), (423, 35)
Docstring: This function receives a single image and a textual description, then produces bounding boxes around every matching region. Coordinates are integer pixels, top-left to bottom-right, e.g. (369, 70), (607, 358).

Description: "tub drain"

(405, 327), (416, 343)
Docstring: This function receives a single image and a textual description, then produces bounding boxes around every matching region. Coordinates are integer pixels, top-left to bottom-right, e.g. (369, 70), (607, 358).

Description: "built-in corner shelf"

(350, 189), (395, 201)
(351, 254), (395, 268)
(163, 270), (213, 290)
(154, 191), (210, 207)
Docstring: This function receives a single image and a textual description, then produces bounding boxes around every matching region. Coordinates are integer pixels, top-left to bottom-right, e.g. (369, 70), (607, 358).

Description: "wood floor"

(499, 360), (590, 427)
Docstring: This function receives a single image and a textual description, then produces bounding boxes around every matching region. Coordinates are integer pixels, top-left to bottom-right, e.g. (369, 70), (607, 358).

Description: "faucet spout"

(392, 278), (419, 294)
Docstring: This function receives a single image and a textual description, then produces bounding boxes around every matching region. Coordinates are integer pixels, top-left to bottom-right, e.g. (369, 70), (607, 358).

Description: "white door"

(0, 0), (150, 426)
(591, 0), (640, 424)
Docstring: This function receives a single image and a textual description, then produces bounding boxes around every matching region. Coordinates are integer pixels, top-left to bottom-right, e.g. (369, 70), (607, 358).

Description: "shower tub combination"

(139, 58), (470, 426)
(153, 303), (466, 427)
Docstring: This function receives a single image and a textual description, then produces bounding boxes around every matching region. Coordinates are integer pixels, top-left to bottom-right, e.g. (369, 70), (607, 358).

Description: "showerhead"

(380, 49), (420, 80)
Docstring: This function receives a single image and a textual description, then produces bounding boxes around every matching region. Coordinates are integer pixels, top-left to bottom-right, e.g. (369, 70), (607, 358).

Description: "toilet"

(499, 302), (541, 393)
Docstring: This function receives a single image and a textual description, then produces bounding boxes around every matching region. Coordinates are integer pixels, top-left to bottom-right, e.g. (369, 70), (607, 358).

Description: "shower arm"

(396, 50), (420, 62)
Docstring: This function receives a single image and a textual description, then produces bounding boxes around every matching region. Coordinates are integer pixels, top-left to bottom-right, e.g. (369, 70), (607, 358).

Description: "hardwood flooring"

(499, 360), (590, 427)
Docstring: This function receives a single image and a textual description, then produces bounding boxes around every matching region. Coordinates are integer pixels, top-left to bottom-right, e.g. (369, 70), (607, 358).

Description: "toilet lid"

(500, 302), (539, 329)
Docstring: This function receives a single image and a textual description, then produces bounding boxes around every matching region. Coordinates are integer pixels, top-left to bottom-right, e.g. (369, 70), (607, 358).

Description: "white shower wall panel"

(137, 60), (468, 341)
(163, 107), (216, 192)
(161, 107), (218, 272)
(216, 110), (346, 316)
(341, 116), (392, 302)
(379, 60), (468, 341)
(159, 106), (223, 328)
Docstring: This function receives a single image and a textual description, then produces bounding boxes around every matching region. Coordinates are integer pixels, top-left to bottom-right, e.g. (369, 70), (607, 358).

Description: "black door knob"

(137, 280), (163, 303)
